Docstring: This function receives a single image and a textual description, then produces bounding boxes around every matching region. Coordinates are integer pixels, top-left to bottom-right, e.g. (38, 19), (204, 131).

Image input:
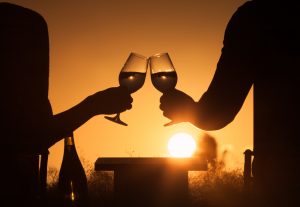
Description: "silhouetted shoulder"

(222, 1), (259, 48)
(0, 2), (47, 28)
(235, 0), (257, 13)
(231, 1), (258, 19)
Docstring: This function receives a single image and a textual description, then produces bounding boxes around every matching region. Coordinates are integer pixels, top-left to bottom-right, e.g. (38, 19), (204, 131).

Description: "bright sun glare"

(168, 132), (196, 157)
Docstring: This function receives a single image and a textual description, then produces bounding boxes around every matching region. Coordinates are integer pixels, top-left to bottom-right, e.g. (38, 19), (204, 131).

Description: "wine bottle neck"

(64, 133), (75, 146)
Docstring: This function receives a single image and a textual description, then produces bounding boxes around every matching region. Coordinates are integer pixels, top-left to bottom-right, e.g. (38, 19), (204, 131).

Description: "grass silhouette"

(189, 163), (245, 207)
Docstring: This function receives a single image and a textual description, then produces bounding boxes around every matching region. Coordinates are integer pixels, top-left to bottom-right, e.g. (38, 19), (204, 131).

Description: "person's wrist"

(185, 101), (199, 123)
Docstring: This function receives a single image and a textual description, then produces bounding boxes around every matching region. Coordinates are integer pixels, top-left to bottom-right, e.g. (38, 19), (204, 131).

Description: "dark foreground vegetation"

(46, 160), (250, 207)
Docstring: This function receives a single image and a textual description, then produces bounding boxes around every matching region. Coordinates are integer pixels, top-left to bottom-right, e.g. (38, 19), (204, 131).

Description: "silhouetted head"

(0, 2), (49, 99)
(0, 2), (47, 27)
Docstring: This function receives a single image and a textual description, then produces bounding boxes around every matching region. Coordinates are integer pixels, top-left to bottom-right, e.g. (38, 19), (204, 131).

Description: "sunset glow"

(168, 133), (196, 157)
(4, 0), (253, 171)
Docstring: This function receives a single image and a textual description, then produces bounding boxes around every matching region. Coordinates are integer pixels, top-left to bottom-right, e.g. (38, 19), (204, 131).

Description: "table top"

(94, 157), (207, 171)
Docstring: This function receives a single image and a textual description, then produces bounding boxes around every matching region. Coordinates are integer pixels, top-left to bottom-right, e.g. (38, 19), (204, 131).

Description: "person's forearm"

(45, 97), (95, 147)
(190, 97), (235, 131)
(17, 97), (95, 152)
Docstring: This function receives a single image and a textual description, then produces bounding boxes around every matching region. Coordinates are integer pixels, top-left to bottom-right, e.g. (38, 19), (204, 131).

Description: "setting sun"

(168, 132), (196, 157)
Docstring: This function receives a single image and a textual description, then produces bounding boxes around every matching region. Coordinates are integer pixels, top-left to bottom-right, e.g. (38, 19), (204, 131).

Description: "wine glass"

(149, 52), (178, 92)
(104, 52), (148, 126)
(149, 52), (178, 126)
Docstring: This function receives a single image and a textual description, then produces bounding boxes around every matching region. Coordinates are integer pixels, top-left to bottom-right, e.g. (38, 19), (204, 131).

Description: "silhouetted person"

(160, 0), (300, 206)
(0, 2), (132, 207)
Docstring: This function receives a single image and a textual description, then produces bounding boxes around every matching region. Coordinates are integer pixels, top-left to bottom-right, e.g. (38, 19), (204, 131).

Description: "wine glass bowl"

(119, 52), (148, 94)
(149, 52), (178, 126)
(149, 53), (178, 93)
(105, 52), (148, 126)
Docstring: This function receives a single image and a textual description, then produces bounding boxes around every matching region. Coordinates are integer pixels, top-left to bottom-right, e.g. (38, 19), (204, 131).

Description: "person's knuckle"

(159, 104), (164, 110)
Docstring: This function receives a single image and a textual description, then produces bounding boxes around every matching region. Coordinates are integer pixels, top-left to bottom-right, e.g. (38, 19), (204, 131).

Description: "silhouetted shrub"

(189, 161), (245, 207)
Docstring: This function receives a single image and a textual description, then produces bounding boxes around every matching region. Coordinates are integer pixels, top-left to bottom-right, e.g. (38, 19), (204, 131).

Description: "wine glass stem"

(115, 113), (121, 121)
(105, 113), (128, 126)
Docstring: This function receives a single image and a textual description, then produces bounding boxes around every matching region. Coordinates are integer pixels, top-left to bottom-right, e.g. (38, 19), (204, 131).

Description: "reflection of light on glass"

(70, 181), (75, 201)
(71, 192), (75, 201)
(168, 132), (196, 157)
(161, 75), (166, 80)
(129, 75), (134, 80)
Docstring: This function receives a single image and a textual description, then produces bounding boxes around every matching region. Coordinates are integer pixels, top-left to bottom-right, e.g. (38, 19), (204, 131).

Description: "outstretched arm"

(22, 86), (132, 151)
(48, 87), (132, 145)
(160, 3), (255, 130)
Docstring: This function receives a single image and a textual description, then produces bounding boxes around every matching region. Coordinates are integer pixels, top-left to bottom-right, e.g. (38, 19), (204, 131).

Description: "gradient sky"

(4, 0), (251, 170)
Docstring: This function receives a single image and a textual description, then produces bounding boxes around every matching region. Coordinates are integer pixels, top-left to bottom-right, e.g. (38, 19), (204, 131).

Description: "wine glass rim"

(150, 52), (169, 58)
(130, 52), (148, 59)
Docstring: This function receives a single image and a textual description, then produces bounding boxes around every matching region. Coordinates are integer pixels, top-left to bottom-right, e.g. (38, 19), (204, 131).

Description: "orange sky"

(5, 0), (251, 170)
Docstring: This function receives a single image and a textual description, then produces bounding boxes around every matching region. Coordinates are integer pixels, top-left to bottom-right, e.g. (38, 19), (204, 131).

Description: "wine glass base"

(105, 115), (128, 126)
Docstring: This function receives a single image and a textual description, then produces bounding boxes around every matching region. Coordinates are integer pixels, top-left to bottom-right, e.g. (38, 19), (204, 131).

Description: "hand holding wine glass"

(105, 52), (148, 126)
(149, 53), (178, 126)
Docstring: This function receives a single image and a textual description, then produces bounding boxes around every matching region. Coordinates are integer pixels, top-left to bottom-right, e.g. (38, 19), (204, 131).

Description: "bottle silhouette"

(58, 133), (89, 207)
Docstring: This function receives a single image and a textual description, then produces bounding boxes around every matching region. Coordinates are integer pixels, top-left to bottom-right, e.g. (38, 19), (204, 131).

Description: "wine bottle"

(58, 132), (89, 207)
